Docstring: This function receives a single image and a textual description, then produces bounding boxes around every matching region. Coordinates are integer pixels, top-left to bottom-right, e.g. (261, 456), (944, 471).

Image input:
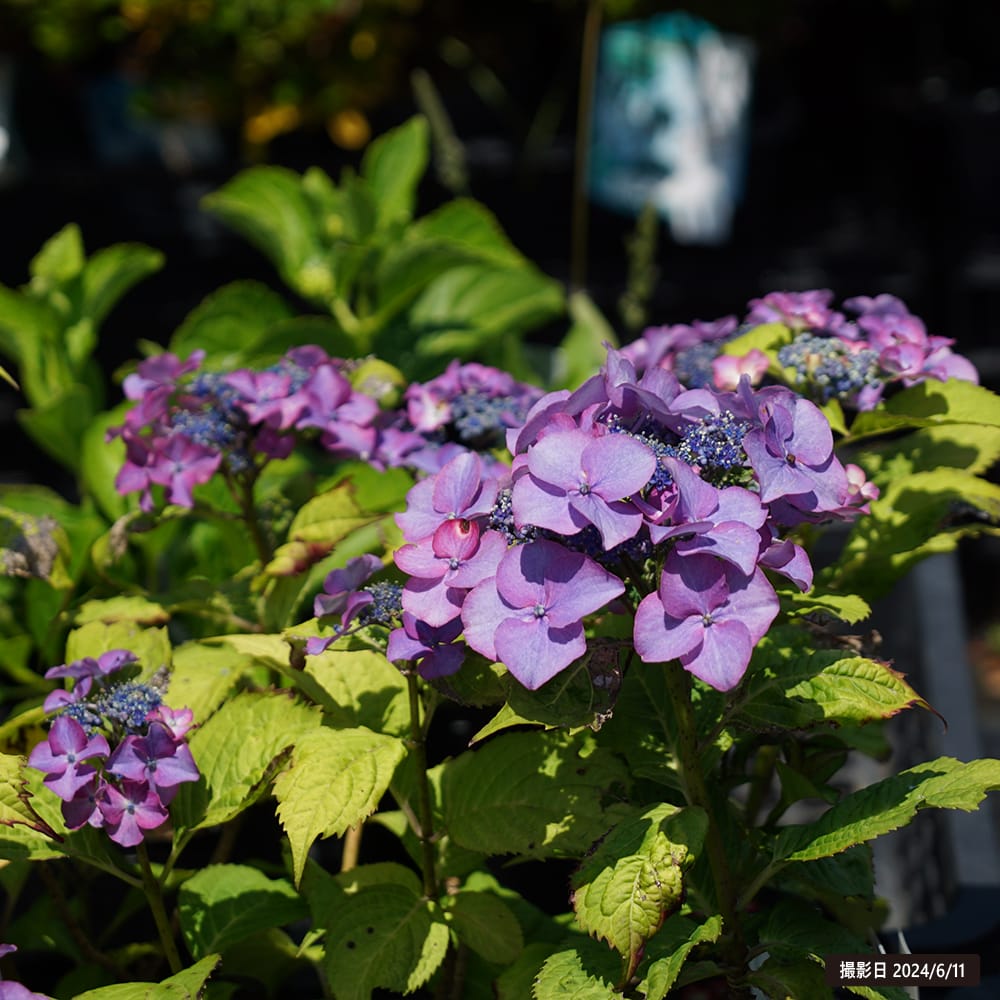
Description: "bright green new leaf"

(571, 805), (705, 979)
(858, 424), (1000, 483)
(496, 943), (561, 1000)
(322, 883), (449, 1000)
(441, 730), (629, 858)
(825, 468), (1000, 599)
(773, 756), (1000, 863)
(274, 726), (406, 884)
(733, 631), (929, 732)
(173, 691), (322, 832)
(74, 596), (169, 626)
(72, 954), (221, 999)
(532, 936), (624, 999)
(849, 377), (1000, 438)
(168, 641), (262, 724)
(304, 648), (409, 736)
(720, 321), (792, 360)
(780, 590), (871, 625)
(361, 115), (429, 228)
(448, 890), (524, 964)
(405, 198), (526, 267)
(168, 280), (292, 365)
(640, 913), (723, 1000)
(178, 863), (307, 959)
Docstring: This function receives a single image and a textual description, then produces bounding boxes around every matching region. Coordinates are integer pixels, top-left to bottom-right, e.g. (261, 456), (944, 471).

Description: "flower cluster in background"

(28, 650), (198, 847)
(314, 340), (877, 694)
(109, 349), (539, 511)
(624, 289), (979, 408)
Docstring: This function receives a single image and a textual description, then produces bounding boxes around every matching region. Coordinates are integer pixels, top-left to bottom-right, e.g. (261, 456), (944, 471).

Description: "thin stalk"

(570, 0), (603, 292)
(238, 474), (272, 568)
(663, 661), (751, 998)
(136, 840), (183, 975)
(406, 672), (438, 900)
(341, 823), (363, 873)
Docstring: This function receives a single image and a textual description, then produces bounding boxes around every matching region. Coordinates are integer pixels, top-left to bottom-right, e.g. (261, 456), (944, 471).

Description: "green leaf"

(550, 291), (618, 391)
(74, 596), (170, 626)
(406, 264), (564, 361)
(640, 913), (723, 1000)
(849, 378), (1000, 439)
(780, 590), (871, 625)
(79, 242), (164, 331)
(273, 725), (407, 885)
(733, 629), (929, 732)
(72, 954), (221, 999)
(17, 383), (96, 470)
(441, 730), (629, 858)
(753, 898), (871, 964)
(773, 756), (1000, 863)
(30, 223), (84, 285)
(857, 424), (1000, 482)
(202, 168), (323, 300)
(497, 942), (561, 1000)
(178, 863), (307, 959)
(0, 753), (58, 839)
(361, 115), (429, 228)
(571, 804), (705, 980)
(747, 956), (831, 999)
(168, 640), (266, 723)
(475, 641), (626, 739)
(0, 283), (61, 376)
(80, 404), (129, 519)
(448, 890), (523, 964)
(173, 691), (322, 832)
(824, 468), (1000, 599)
(532, 936), (624, 999)
(407, 198), (526, 266)
(168, 281), (292, 365)
(322, 883), (449, 1000)
(303, 647), (410, 736)
(720, 321), (793, 359)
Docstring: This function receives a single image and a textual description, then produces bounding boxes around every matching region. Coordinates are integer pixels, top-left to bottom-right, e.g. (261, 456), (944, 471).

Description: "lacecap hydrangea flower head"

(318, 342), (875, 694)
(28, 649), (198, 847)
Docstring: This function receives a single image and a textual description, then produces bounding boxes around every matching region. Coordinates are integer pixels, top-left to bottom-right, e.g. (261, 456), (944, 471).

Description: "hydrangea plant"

(1, 119), (999, 999)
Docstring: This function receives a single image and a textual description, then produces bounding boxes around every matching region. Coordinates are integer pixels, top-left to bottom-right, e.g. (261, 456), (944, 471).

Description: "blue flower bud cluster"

(356, 582), (404, 627)
(778, 333), (881, 404)
(451, 391), (527, 448)
(675, 412), (752, 486)
(488, 487), (538, 544)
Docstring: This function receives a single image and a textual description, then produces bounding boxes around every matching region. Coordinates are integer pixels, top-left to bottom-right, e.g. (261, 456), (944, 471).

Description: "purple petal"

(494, 618), (586, 690)
(657, 554), (730, 619)
(633, 592), (705, 664)
(461, 578), (509, 661)
(681, 618), (752, 691)
(582, 434), (655, 498)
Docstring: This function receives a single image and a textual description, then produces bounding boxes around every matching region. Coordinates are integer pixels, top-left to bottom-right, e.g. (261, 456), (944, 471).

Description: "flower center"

(532, 603), (547, 619)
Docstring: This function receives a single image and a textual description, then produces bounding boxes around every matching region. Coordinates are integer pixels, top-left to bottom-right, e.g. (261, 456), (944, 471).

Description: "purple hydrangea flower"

(634, 553), (778, 691)
(462, 539), (625, 689)
(0, 944), (55, 1000)
(511, 428), (655, 548)
(386, 613), (465, 679)
(106, 723), (200, 802)
(97, 779), (170, 848)
(27, 716), (110, 801)
(395, 451), (499, 543)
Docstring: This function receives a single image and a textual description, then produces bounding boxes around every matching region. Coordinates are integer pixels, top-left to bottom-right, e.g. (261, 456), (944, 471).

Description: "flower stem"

(406, 671), (438, 900)
(663, 661), (751, 998)
(136, 840), (183, 975)
(341, 823), (363, 873)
